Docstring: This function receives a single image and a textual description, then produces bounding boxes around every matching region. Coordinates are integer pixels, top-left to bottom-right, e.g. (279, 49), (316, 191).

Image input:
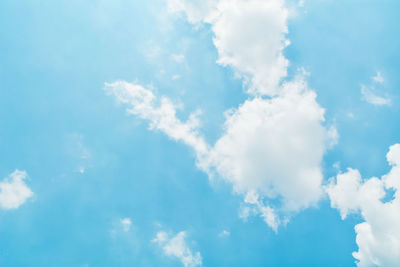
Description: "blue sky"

(1, 0), (399, 266)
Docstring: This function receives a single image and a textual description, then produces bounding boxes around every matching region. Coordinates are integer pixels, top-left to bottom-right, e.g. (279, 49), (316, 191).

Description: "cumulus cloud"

(106, 0), (337, 231)
(0, 170), (33, 210)
(152, 231), (202, 267)
(209, 79), (329, 215)
(105, 77), (333, 230)
(168, 0), (289, 96)
(326, 143), (400, 267)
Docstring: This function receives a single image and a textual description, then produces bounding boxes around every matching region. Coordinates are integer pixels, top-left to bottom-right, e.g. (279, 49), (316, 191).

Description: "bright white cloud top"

(0, 170), (33, 210)
(152, 231), (202, 267)
(327, 144), (400, 267)
(169, 0), (289, 96)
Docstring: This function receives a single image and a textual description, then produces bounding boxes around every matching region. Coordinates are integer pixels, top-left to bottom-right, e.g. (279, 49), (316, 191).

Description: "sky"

(0, 0), (399, 266)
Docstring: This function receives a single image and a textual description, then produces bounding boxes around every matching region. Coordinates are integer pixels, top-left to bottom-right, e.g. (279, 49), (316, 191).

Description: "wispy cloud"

(152, 231), (202, 267)
(372, 71), (384, 84)
(361, 85), (391, 106)
(361, 71), (391, 106)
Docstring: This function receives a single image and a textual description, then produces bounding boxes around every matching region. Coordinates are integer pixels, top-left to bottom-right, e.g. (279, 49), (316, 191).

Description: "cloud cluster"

(105, 75), (333, 230)
(106, 0), (337, 231)
(0, 170), (33, 210)
(327, 144), (400, 267)
(152, 231), (202, 267)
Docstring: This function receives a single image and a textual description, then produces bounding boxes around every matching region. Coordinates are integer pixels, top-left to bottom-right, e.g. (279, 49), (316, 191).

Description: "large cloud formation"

(327, 144), (400, 267)
(105, 0), (336, 231)
(105, 76), (333, 231)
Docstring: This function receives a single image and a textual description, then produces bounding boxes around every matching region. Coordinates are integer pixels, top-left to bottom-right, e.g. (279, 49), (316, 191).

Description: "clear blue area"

(0, 0), (398, 266)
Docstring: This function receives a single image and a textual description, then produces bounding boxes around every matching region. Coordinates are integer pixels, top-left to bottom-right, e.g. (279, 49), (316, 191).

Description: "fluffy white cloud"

(209, 79), (328, 215)
(326, 144), (400, 267)
(152, 231), (202, 267)
(168, 0), (289, 96)
(106, 0), (336, 231)
(106, 77), (333, 230)
(0, 170), (33, 210)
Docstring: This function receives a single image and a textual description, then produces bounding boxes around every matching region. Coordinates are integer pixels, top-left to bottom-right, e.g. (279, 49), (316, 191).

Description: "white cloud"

(211, 0), (289, 96)
(106, 77), (334, 230)
(167, 0), (218, 24)
(153, 231), (202, 267)
(104, 81), (210, 169)
(208, 78), (332, 229)
(326, 143), (400, 267)
(372, 71), (384, 84)
(106, 0), (336, 231)
(326, 168), (364, 220)
(361, 84), (391, 106)
(168, 0), (290, 96)
(244, 191), (282, 231)
(0, 170), (34, 210)
(120, 218), (132, 232)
